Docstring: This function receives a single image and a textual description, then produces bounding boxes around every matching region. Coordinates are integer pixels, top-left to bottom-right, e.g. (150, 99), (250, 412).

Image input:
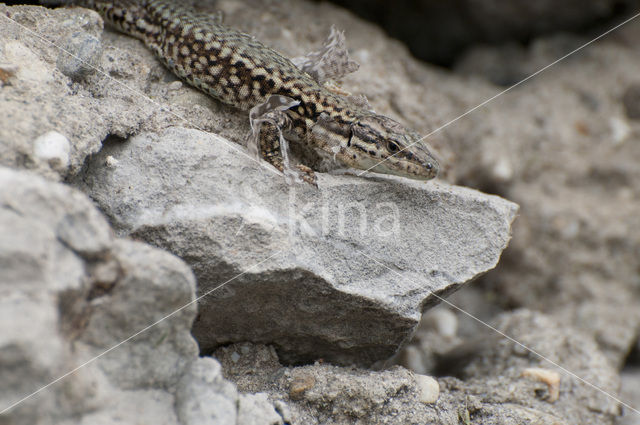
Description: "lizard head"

(344, 114), (439, 181)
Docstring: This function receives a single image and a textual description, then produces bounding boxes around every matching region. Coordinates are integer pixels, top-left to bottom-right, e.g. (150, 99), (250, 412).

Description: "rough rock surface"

(213, 309), (622, 425)
(2, 0), (639, 424)
(396, 21), (640, 424)
(174, 358), (239, 425)
(0, 1), (517, 366)
(443, 25), (640, 369)
(447, 310), (621, 425)
(0, 166), (251, 425)
(0, 2), (247, 181)
(73, 126), (517, 365)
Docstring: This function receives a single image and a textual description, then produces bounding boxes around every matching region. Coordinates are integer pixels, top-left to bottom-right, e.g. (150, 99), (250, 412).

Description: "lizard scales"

(77, 0), (440, 181)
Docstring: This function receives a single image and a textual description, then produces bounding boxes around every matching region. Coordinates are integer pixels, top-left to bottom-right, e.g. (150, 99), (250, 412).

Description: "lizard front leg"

(248, 95), (317, 186)
(257, 120), (284, 172)
(258, 122), (317, 186)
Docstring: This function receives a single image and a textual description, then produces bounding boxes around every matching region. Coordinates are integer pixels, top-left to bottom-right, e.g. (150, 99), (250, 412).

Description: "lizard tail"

(71, 1), (154, 42)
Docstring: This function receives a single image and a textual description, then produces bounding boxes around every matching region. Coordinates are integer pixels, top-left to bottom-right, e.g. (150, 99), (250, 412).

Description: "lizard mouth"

(369, 158), (439, 181)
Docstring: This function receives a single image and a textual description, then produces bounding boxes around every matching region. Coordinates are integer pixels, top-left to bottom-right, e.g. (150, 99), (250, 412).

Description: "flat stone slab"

(74, 127), (518, 366)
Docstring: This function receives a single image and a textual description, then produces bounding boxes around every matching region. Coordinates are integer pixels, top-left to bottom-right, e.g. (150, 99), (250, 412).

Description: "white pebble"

(610, 116), (630, 145)
(492, 155), (513, 182)
(105, 155), (119, 168)
(33, 131), (70, 169)
(414, 374), (439, 404)
(423, 308), (458, 337)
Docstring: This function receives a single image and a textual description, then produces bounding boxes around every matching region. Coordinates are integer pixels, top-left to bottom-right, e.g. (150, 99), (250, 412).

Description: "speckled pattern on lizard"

(73, 0), (440, 184)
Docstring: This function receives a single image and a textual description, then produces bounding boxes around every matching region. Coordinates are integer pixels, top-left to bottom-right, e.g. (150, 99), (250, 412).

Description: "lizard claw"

(295, 164), (318, 187)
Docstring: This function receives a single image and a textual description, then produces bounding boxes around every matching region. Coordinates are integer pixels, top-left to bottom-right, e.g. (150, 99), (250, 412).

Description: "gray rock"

(394, 305), (464, 375)
(0, 4), (234, 180)
(454, 35), (587, 86)
(0, 5), (107, 180)
(175, 358), (239, 425)
(73, 127), (518, 365)
(214, 311), (623, 425)
(76, 238), (199, 390)
(63, 388), (181, 425)
(215, 343), (451, 425)
(448, 310), (621, 424)
(0, 166), (237, 424)
(6, 1), (633, 423)
(446, 28), (640, 367)
(237, 393), (283, 425)
(56, 31), (102, 81)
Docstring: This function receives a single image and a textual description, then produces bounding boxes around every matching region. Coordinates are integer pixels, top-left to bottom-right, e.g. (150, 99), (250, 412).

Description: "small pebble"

(492, 156), (514, 182)
(105, 155), (119, 168)
(574, 120), (590, 136)
(423, 308), (457, 337)
(33, 131), (71, 170)
(0, 63), (18, 86)
(522, 367), (561, 402)
(414, 374), (439, 404)
(56, 32), (102, 81)
(289, 372), (315, 399)
(609, 116), (630, 145)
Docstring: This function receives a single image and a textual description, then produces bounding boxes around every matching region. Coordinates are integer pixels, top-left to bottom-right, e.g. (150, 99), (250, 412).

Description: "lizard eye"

(387, 141), (399, 152)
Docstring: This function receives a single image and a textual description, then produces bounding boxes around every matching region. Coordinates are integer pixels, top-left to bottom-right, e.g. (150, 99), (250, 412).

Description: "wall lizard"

(73, 0), (440, 183)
